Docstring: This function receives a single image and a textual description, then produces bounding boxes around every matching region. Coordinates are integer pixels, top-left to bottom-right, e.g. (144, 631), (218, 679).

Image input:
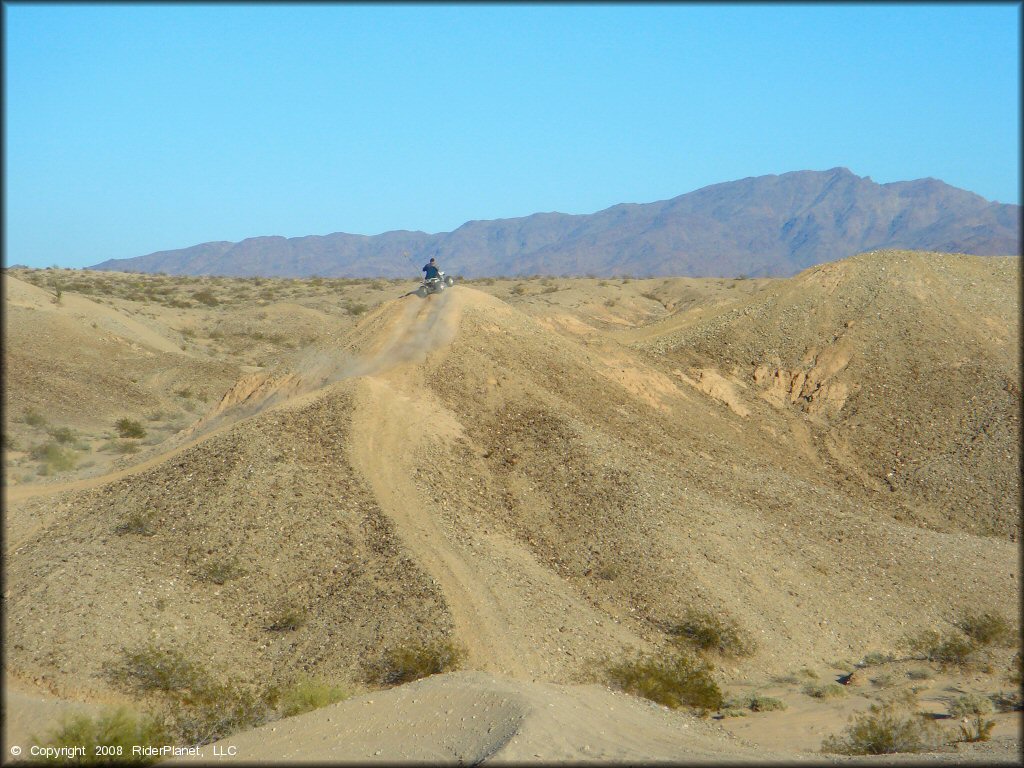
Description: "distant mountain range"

(90, 168), (1020, 278)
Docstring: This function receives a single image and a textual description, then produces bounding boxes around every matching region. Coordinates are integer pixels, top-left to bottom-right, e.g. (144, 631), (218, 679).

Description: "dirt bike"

(416, 271), (455, 297)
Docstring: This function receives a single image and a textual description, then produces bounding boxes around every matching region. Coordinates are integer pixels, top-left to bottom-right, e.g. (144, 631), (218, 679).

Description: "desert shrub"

(47, 425), (76, 443)
(948, 693), (994, 718)
(31, 441), (77, 472)
(667, 609), (756, 657)
(903, 629), (977, 667)
(821, 702), (942, 755)
(606, 650), (723, 712)
(542, 284), (558, 294)
(278, 677), (349, 717)
(196, 557), (246, 585)
(266, 608), (306, 632)
(163, 681), (273, 746)
(23, 408), (47, 427)
(106, 645), (205, 694)
(723, 692), (786, 713)
(114, 511), (157, 536)
(367, 639), (466, 686)
(952, 714), (996, 744)
(32, 708), (168, 765)
(175, 387), (193, 398)
(192, 290), (220, 306)
(510, 284), (527, 296)
(803, 682), (846, 700)
(906, 667), (933, 680)
(956, 612), (1017, 647)
(116, 418), (146, 439)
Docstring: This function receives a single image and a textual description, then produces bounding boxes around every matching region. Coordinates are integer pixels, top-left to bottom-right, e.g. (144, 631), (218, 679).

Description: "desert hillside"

(3, 252), (1020, 762)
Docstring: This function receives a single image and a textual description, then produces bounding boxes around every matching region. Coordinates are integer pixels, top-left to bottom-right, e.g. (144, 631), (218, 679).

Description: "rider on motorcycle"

(422, 258), (441, 280)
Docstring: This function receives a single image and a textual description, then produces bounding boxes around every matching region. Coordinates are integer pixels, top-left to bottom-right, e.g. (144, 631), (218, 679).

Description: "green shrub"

(606, 650), (723, 711)
(116, 418), (146, 439)
(278, 678), (349, 717)
(861, 651), (895, 666)
(956, 612), (1017, 647)
(32, 708), (168, 765)
(667, 609), (756, 657)
(821, 702), (942, 755)
(23, 408), (48, 427)
(163, 681), (273, 746)
(906, 668), (933, 680)
(367, 639), (466, 686)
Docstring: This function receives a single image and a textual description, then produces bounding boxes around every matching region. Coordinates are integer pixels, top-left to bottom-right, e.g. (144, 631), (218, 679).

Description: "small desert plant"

(266, 608), (306, 632)
(803, 682), (847, 700)
(904, 629), (977, 667)
(906, 667), (933, 680)
(667, 609), (756, 657)
(947, 693), (994, 718)
(114, 511), (157, 536)
(115, 418), (146, 439)
(47, 425), (76, 443)
(723, 692), (786, 713)
(510, 283), (527, 296)
(23, 407), (47, 427)
(952, 714), (996, 744)
(196, 557), (246, 585)
(821, 702), (942, 755)
(605, 650), (723, 712)
(31, 441), (77, 472)
(367, 639), (466, 686)
(192, 290), (220, 306)
(990, 690), (1022, 712)
(278, 677), (349, 717)
(956, 611), (1017, 647)
(32, 708), (169, 765)
(106, 645), (206, 694)
(163, 680), (274, 746)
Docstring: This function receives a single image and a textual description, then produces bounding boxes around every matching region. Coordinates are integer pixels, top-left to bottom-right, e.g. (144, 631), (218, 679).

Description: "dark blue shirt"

(423, 263), (440, 279)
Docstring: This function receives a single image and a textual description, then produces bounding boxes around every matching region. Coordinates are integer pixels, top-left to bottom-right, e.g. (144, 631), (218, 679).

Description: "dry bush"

(278, 678), (349, 717)
(821, 701), (942, 755)
(32, 708), (168, 765)
(724, 692), (786, 713)
(803, 682), (846, 700)
(952, 715), (996, 744)
(31, 441), (77, 473)
(667, 609), (756, 658)
(948, 693), (994, 718)
(956, 612), (1017, 647)
(606, 650), (723, 712)
(906, 629), (978, 667)
(366, 640), (466, 686)
(266, 608), (306, 632)
(116, 418), (146, 439)
(195, 557), (246, 585)
(114, 511), (157, 536)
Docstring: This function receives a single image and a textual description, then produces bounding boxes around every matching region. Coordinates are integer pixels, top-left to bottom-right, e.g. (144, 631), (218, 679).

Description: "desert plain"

(2, 250), (1020, 763)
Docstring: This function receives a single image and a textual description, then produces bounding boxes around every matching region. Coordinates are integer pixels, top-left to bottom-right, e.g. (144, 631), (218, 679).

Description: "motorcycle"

(416, 270), (455, 297)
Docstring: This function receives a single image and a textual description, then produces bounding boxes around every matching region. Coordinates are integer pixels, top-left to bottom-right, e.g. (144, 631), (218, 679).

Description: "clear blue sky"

(4, 2), (1020, 269)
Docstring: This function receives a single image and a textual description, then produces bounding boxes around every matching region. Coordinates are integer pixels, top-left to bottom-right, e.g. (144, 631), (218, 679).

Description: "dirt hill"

(4, 254), (1020, 761)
